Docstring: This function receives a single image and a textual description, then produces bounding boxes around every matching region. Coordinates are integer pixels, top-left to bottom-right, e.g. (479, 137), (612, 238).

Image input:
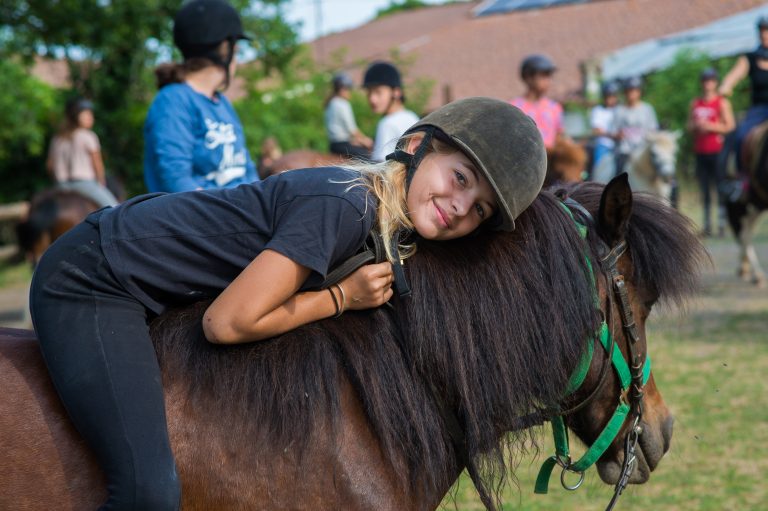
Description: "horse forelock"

(563, 182), (707, 306)
(149, 185), (706, 507)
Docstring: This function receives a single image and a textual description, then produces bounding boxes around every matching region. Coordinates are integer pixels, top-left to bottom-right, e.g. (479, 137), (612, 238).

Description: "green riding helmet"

(401, 97), (546, 232)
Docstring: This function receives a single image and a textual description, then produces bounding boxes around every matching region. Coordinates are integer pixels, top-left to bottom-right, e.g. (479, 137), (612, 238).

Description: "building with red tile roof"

(310, 0), (766, 110)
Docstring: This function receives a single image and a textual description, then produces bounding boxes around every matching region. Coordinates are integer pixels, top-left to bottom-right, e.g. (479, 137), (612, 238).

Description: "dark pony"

(15, 188), (100, 265)
(725, 121), (768, 286)
(150, 183), (705, 507)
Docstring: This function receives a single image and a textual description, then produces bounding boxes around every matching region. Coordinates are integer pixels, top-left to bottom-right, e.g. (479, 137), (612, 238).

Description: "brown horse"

(15, 188), (100, 265)
(546, 137), (588, 187)
(0, 177), (707, 510)
(725, 121), (768, 287)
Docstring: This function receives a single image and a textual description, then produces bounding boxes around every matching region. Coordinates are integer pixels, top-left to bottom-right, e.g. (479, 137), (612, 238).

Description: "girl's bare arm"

(203, 250), (393, 344)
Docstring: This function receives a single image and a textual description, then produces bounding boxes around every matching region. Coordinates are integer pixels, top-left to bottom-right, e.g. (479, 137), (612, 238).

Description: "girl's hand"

(338, 262), (394, 310)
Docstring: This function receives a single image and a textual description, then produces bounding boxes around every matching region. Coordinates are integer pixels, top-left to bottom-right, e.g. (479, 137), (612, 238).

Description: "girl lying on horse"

(30, 95), (546, 510)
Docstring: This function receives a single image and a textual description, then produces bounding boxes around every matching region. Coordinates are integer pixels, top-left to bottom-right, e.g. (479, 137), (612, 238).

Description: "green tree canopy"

(0, 0), (299, 197)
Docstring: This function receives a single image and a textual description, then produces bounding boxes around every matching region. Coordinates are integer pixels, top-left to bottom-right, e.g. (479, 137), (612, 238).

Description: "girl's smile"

(406, 138), (497, 240)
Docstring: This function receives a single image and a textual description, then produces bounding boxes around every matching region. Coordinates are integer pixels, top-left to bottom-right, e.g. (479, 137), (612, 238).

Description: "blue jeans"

(592, 142), (614, 168)
(58, 180), (119, 208)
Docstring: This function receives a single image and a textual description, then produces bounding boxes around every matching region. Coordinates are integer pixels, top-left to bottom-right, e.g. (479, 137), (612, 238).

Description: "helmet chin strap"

(195, 38), (235, 91)
(382, 126), (435, 299)
(385, 126), (435, 193)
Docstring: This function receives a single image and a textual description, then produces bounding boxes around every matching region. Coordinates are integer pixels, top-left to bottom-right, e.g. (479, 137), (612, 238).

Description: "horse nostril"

(661, 415), (674, 452)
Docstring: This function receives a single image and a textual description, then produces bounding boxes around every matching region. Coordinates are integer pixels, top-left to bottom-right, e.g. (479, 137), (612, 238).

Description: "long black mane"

(151, 183), (706, 509)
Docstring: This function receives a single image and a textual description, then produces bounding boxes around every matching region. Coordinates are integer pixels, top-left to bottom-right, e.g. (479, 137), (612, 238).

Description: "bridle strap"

(535, 198), (651, 498)
(316, 229), (411, 297)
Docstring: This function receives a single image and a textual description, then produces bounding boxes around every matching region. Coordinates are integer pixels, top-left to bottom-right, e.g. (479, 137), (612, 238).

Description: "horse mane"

(151, 185), (706, 509)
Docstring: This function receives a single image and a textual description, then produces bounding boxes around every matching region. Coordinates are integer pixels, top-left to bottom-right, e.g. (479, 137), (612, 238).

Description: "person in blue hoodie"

(143, 0), (257, 193)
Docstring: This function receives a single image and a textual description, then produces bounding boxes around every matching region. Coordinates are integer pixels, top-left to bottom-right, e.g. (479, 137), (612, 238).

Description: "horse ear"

(598, 173), (633, 246)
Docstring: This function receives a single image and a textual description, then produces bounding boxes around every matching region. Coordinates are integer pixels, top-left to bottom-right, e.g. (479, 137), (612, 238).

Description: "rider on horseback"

(47, 97), (119, 208)
(612, 76), (659, 177)
(30, 97), (546, 510)
(589, 80), (620, 174)
(719, 15), (768, 196)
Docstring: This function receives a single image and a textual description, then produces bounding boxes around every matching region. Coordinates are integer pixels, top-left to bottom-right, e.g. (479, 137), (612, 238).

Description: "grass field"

(445, 183), (768, 510)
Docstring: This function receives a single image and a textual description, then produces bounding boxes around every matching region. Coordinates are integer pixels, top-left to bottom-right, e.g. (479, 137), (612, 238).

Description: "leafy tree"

(235, 46), (435, 164)
(374, 0), (429, 19)
(0, 59), (60, 202)
(0, 0), (298, 197)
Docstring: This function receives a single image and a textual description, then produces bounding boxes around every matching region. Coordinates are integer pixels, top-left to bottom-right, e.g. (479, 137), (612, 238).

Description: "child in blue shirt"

(143, 0), (257, 193)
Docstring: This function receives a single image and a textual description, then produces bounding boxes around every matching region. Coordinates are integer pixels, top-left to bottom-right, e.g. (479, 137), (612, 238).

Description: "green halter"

(534, 202), (651, 495)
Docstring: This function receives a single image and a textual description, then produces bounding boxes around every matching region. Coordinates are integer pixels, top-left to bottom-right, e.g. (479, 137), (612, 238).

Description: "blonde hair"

(344, 133), (459, 264)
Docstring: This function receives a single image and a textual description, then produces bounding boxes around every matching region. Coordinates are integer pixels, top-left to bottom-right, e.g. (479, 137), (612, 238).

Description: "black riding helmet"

(173, 0), (251, 86)
(757, 16), (768, 31)
(520, 54), (556, 79)
(700, 67), (718, 82)
(387, 97), (547, 231)
(332, 72), (354, 92)
(622, 75), (643, 91)
(601, 81), (620, 97)
(65, 97), (94, 119)
(363, 61), (402, 89)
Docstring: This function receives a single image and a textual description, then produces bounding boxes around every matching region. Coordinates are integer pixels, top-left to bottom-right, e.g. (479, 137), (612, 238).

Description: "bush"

(235, 46), (434, 163)
(0, 59), (61, 202)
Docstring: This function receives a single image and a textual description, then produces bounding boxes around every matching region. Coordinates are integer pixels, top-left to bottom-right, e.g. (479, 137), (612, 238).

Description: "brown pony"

(0, 177), (707, 510)
(546, 137), (588, 187)
(15, 188), (100, 265)
(725, 121), (768, 287)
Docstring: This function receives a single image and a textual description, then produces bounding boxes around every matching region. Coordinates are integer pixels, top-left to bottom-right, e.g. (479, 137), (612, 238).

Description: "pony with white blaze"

(592, 131), (681, 205)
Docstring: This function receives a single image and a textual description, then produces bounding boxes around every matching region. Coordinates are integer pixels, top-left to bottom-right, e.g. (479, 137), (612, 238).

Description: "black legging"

(695, 152), (726, 233)
(29, 216), (180, 511)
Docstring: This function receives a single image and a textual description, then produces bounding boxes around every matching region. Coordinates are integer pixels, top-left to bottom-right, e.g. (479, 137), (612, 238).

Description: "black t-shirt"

(748, 50), (768, 105)
(98, 167), (376, 314)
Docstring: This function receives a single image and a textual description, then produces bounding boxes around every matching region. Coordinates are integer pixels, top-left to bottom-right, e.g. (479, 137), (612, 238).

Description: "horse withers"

(0, 176), (707, 510)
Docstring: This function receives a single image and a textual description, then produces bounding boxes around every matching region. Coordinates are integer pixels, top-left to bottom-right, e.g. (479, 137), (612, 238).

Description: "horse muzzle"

(596, 413), (673, 485)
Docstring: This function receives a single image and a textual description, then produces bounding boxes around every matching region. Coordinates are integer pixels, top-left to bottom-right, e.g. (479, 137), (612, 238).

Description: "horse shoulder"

(165, 376), (419, 510)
